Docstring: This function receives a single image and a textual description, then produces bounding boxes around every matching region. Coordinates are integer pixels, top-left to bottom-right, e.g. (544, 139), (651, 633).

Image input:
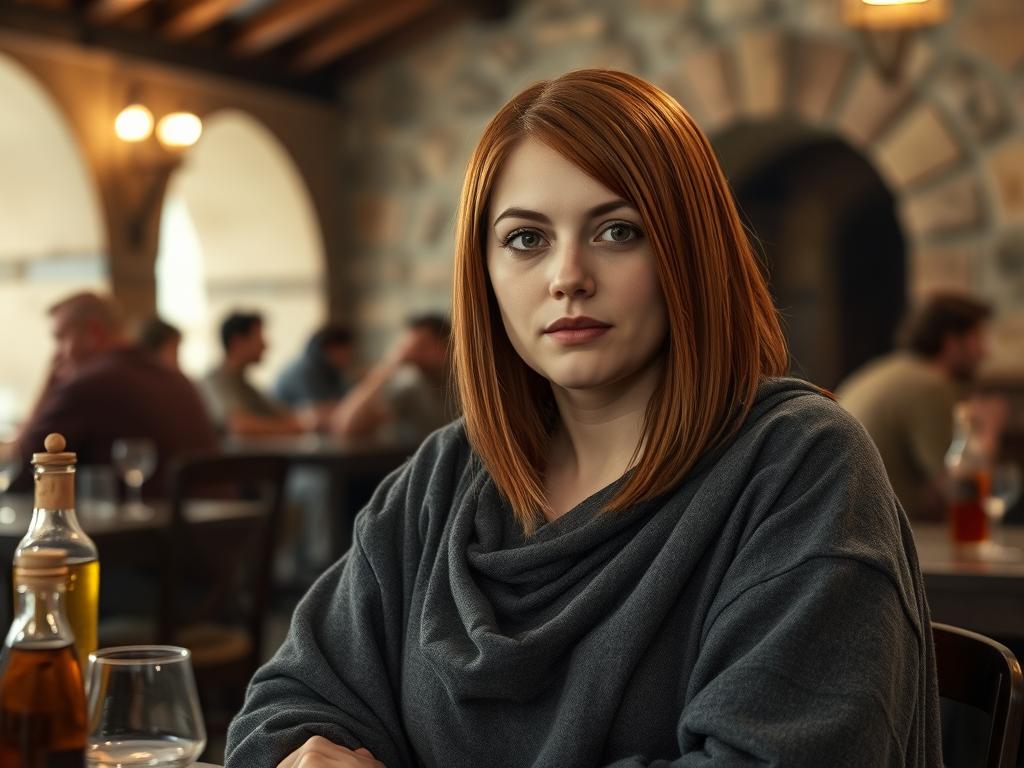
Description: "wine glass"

(983, 462), (1023, 559)
(0, 452), (21, 525)
(85, 645), (206, 768)
(111, 439), (157, 516)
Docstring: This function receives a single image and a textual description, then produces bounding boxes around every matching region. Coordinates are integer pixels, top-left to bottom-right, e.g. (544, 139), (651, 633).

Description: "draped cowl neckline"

(417, 382), (826, 704)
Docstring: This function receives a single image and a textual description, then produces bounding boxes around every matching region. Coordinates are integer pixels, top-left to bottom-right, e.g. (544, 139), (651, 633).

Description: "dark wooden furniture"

(161, 454), (290, 730)
(933, 622), (1024, 768)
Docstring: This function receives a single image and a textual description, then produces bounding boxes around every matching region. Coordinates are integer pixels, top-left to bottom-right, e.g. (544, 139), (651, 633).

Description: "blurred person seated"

(329, 314), (457, 444)
(273, 324), (354, 409)
(201, 311), (313, 438)
(136, 316), (182, 371)
(837, 293), (996, 521)
(0, 291), (217, 495)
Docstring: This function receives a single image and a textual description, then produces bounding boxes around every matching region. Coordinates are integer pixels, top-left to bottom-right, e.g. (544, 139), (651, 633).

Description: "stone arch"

(0, 52), (107, 425)
(156, 109), (327, 385)
(663, 28), (1003, 384)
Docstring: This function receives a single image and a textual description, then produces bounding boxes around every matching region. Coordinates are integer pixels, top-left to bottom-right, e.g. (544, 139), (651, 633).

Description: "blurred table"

(913, 523), (1024, 638)
(0, 493), (263, 628)
(223, 433), (415, 558)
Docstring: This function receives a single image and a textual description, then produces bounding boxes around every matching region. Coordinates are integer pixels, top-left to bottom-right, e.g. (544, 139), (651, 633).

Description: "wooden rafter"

(163, 0), (248, 41)
(232, 0), (358, 57)
(292, 0), (433, 73)
(86, 0), (152, 24)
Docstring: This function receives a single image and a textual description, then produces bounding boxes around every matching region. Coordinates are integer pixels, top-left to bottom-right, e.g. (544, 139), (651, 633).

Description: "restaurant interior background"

(1, 0), (1024, 761)
(1, 0), (1023, 425)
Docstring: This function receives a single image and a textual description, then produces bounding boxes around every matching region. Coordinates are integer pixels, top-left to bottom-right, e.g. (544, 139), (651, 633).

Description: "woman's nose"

(549, 244), (595, 300)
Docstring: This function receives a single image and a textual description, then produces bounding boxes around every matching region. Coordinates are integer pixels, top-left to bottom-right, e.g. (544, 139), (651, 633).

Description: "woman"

(227, 70), (940, 767)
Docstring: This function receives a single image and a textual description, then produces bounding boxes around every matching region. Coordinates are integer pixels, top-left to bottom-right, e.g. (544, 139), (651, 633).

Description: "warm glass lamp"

(156, 112), (203, 149)
(114, 104), (154, 143)
(842, 0), (950, 29)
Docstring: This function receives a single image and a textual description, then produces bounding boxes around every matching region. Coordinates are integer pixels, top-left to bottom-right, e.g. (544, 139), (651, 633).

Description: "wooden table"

(913, 523), (1024, 638)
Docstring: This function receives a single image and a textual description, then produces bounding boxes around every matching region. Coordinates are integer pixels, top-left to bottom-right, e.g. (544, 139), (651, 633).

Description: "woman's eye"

(598, 223), (641, 243)
(504, 229), (546, 251)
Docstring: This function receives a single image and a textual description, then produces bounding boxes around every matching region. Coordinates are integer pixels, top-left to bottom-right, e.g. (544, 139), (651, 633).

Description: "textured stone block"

(934, 57), (1012, 143)
(790, 37), (852, 123)
(957, 0), (1024, 70)
(735, 29), (785, 118)
(833, 39), (934, 146)
(908, 244), (981, 299)
(872, 103), (962, 189)
(900, 172), (986, 237)
(676, 46), (738, 132)
(987, 137), (1024, 223)
(353, 195), (406, 248)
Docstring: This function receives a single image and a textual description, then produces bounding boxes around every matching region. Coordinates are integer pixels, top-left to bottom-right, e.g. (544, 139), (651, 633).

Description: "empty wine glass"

(0, 452), (20, 495)
(0, 453), (21, 525)
(111, 439), (156, 516)
(86, 645), (206, 768)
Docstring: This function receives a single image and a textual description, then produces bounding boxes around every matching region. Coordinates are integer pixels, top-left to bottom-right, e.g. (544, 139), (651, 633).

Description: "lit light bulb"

(156, 112), (203, 149)
(114, 104), (154, 142)
(862, 0), (929, 5)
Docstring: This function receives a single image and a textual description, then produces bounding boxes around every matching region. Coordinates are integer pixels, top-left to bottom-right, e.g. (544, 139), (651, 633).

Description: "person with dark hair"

(200, 310), (311, 437)
(328, 313), (455, 443)
(0, 292), (216, 495)
(837, 292), (993, 520)
(135, 316), (182, 370)
(274, 324), (354, 409)
(228, 70), (938, 767)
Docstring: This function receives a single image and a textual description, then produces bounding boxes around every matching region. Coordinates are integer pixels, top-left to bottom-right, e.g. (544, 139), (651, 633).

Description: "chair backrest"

(933, 622), (1024, 768)
(161, 453), (290, 671)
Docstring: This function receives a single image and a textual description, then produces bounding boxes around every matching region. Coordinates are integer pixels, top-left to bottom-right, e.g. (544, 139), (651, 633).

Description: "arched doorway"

(156, 110), (327, 387)
(0, 53), (107, 429)
(715, 120), (906, 390)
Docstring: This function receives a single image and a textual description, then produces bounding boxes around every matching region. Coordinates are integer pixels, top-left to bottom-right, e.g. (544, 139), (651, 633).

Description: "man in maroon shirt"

(6, 291), (218, 496)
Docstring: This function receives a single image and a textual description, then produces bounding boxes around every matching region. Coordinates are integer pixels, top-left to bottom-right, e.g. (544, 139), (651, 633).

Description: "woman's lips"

(545, 326), (610, 344)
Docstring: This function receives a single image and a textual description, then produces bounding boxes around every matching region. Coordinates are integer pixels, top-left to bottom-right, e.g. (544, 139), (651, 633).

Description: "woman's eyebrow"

(492, 199), (634, 228)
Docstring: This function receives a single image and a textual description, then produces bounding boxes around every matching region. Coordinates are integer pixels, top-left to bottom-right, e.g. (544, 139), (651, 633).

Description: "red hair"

(452, 69), (787, 533)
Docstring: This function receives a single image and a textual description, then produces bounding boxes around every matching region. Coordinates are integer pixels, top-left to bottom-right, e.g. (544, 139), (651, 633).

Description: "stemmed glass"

(111, 439), (157, 516)
(0, 453), (21, 526)
(85, 645), (206, 768)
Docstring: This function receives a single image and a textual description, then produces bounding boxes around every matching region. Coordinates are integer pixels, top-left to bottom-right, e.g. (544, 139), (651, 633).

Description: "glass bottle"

(944, 402), (992, 546)
(0, 548), (88, 767)
(15, 433), (99, 672)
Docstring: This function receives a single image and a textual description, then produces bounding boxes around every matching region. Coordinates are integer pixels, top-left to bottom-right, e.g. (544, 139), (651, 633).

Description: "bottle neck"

(6, 580), (73, 649)
(27, 507), (87, 540)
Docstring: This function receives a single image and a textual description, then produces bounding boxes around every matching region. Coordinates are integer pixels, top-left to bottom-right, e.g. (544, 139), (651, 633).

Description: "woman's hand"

(277, 736), (385, 767)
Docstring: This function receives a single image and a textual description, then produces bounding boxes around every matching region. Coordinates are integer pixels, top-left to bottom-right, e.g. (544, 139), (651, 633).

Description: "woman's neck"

(544, 363), (661, 521)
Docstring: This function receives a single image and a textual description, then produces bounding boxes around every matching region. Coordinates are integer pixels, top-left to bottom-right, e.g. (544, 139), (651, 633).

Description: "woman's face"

(486, 138), (669, 396)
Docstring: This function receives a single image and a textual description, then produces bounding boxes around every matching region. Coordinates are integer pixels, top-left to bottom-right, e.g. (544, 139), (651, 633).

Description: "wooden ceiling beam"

(292, 0), (433, 73)
(86, 0), (152, 24)
(232, 0), (357, 57)
(163, 0), (247, 41)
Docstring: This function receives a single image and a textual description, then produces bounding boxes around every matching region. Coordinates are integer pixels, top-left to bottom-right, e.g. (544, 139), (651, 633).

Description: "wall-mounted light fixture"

(114, 105), (203, 149)
(842, 0), (951, 82)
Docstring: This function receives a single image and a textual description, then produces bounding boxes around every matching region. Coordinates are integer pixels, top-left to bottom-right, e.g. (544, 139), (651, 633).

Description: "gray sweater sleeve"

(225, 463), (418, 768)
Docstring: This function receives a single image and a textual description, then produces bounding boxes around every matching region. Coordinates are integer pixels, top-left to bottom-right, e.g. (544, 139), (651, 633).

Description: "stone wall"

(336, 0), (1024, 375)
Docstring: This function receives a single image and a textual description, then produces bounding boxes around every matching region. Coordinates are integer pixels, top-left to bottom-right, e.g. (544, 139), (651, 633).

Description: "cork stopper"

(31, 433), (76, 467)
(14, 547), (68, 580)
(32, 433), (76, 510)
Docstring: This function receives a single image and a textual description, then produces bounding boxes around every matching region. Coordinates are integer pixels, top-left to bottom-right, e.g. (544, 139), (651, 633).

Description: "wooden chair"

(933, 622), (1024, 768)
(160, 454), (290, 731)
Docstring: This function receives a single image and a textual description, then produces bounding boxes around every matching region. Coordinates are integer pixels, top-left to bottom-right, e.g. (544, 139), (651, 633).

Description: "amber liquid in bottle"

(0, 643), (87, 767)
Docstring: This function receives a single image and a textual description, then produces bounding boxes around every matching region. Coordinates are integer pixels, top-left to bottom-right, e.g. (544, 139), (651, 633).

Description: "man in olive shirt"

(837, 294), (991, 521)
(201, 311), (312, 437)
